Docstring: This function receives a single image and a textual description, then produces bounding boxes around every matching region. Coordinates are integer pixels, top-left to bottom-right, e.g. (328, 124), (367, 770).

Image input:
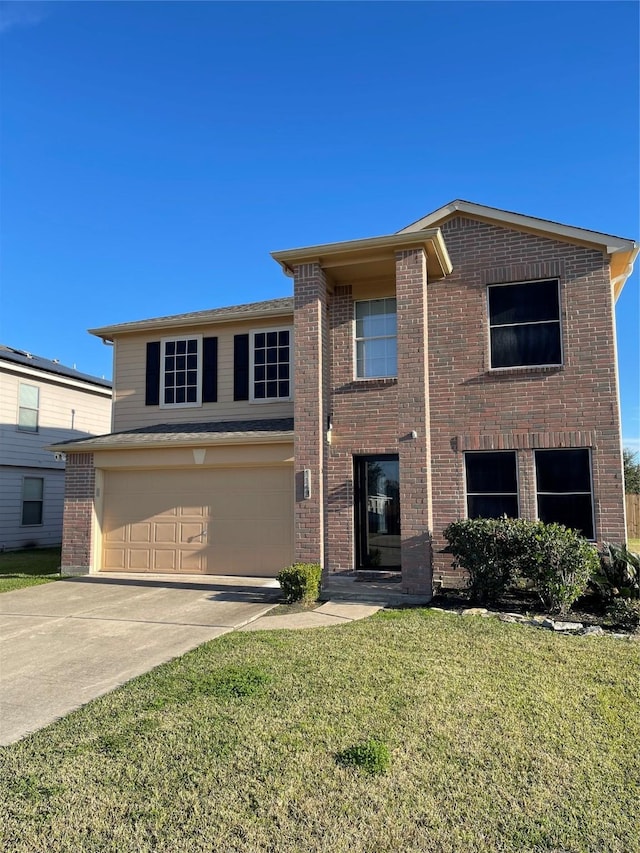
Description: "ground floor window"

(354, 455), (400, 569)
(465, 451), (519, 519)
(22, 477), (44, 526)
(535, 448), (594, 539)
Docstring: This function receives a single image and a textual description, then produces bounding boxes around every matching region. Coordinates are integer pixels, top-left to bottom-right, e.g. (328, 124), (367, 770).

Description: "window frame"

(21, 476), (44, 527)
(17, 383), (40, 432)
(534, 448), (595, 540)
(487, 278), (563, 370)
(464, 450), (520, 520)
(249, 326), (293, 403)
(354, 297), (398, 380)
(159, 334), (203, 409)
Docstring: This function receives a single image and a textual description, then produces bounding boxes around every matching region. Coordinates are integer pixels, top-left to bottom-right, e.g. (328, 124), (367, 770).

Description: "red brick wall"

(61, 452), (95, 574)
(429, 216), (626, 586)
(293, 263), (329, 567)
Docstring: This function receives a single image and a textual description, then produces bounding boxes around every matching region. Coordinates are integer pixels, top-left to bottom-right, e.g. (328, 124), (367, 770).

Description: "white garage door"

(101, 467), (293, 576)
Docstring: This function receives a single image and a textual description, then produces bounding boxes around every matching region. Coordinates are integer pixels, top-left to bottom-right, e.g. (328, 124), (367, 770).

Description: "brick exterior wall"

(293, 263), (329, 567)
(61, 452), (95, 574)
(298, 215), (626, 593)
(428, 216), (626, 586)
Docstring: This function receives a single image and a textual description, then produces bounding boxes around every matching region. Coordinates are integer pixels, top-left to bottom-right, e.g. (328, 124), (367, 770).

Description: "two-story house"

(51, 201), (637, 597)
(0, 346), (112, 551)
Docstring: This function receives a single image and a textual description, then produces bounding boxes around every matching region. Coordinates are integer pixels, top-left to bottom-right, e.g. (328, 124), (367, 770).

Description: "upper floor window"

(161, 336), (202, 407)
(488, 279), (561, 369)
(22, 477), (44, 525)
(355, 298), (397, 379)
(18, 383), (39, 432)
(465, 451), (519, 519)
(535, 448), (594, 539)
(251, 329), (292, 401)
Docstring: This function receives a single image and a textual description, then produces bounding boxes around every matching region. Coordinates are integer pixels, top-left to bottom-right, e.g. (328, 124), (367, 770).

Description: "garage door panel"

(102, 467), (293, 576)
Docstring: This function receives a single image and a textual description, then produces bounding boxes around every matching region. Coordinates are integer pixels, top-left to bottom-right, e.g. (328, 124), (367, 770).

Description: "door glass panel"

(356, 456), (400, 569)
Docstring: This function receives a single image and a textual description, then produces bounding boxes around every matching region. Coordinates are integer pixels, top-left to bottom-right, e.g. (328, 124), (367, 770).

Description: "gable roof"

(397, 200), (638, 299)
(90, 297), (294, 341)
(0, 344), (112, 390)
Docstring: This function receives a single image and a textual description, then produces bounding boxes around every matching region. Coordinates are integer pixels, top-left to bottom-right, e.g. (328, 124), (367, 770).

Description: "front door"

(355, 455), (401, 570)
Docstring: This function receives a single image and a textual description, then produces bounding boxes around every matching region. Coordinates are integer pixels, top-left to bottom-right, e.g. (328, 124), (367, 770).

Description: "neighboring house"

(0, 346), (112, 550)
(51, 201), (638, 597)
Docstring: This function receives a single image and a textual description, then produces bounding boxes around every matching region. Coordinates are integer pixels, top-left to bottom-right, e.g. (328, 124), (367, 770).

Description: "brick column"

(293, 262), (329, 567)
(61, 452), (95, 575)
(396, 248), (432, 595)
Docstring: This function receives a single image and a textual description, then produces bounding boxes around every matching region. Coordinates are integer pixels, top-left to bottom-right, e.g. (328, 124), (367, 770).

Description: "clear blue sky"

(1, 1), (638, 448)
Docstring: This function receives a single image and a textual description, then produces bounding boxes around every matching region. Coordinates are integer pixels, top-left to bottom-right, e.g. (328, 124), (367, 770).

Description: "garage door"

(101, 467), (293, 576)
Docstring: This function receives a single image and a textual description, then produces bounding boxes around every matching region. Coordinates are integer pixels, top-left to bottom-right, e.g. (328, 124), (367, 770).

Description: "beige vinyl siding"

(0, 368), (112, 470)
(0, 467), (65, 550)
(112, 316), (294, 432)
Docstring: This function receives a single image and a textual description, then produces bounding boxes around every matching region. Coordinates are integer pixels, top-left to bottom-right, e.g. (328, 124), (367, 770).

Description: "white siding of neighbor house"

(111, 315), (295, 432)
(0, 363), (112, 550)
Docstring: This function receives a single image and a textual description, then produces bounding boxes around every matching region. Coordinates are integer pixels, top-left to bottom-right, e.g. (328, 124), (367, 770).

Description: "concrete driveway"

(0, 573), (280, 745)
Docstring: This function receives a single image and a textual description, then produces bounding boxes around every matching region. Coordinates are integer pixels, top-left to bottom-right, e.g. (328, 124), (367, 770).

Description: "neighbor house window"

(535, 448), (594, 539)
(355, 298), (397, 378)
(22, 477), (44, 526)
(18, 383), (39, 432)
(465, 451), (519, 518)
(251, 329), (292, 400)
(488, 279), (562, 368)
(160, 336), (202, 407)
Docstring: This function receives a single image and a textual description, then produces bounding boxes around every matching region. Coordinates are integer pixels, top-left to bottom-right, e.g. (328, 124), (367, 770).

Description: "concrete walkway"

(0, 575), (380, 745)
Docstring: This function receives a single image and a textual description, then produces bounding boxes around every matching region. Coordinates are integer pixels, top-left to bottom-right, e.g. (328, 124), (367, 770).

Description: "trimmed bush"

(444, 516), (598, 614)
(443, 517), (537, 604)
(336, 739), (390, 776)
(277, 562), (322, 603)
(522, 523), (599, 615)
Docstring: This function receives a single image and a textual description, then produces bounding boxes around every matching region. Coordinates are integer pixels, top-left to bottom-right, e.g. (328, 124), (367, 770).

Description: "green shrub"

(443, 517), (537, 604)
(277, 562), (322, 603)
(606, 598), (640, 631)
(592, 542), (640, 603)
(523, 523), (598, 615)
(336, 739), (390, 776)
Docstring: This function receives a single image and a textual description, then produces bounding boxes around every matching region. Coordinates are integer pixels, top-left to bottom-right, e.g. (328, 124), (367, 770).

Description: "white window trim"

(21, 476), (44, 527)
(159, 334), (203, 409)
(17, 383), (40, 432)
(487, 279), (563, 371)
(249, 326), (294, 403)
(353, 297), (398, 381)
(463, 450), (520, 519)
(534, 447), (596, 541)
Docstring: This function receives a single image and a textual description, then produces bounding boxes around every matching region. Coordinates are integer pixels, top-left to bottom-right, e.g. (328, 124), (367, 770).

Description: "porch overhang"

(271, 228), (453, 286)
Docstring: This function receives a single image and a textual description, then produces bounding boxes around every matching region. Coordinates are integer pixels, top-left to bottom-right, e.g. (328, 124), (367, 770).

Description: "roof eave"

(46, 432), (295, 453)
(271, 228), (453, 279)
(89, 304), (294, 342)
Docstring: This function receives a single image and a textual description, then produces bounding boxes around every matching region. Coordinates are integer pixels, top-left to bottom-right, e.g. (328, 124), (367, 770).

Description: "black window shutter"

(145, 341), (161, 406)
(202, 337), (218, 403)
(234, 334), (250, 401)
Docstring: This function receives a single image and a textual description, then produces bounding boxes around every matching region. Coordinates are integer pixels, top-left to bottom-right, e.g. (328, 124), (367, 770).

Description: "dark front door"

(355, 455), (401, 570)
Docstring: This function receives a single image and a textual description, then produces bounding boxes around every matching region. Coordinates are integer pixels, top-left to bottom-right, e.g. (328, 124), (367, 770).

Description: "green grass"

(0, 547), (62, 593)
(1, 610), (638, 852)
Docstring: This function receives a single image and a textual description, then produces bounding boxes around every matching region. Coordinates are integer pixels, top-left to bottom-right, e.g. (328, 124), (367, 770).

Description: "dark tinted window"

(489, 280), (561, 368)
(465, 452), (518, 519)
(535, 449), (594, 539)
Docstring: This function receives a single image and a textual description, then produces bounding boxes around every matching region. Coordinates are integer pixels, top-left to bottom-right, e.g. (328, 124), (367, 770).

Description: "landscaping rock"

(461, 608), (488, 616)
(582, 625), (605, 637)
(550, 621), (583, 632)
(498, 614), (521, 623)
(610, 633), (630, 641)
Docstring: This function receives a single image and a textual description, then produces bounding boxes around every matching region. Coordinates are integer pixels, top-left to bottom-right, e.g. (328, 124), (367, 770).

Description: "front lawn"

(0, 547), (62, 593)
(1, 610), (638, 852)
